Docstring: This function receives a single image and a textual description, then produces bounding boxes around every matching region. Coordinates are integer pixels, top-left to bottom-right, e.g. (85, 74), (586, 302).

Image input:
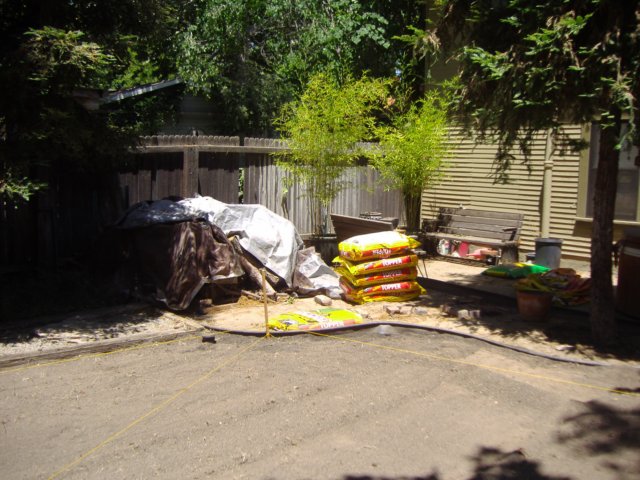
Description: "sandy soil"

(199, 288), (640, 367)
(1, 280), (638, 368)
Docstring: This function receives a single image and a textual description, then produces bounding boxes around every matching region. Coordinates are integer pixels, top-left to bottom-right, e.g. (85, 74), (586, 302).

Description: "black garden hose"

(202, 321), (640, 369)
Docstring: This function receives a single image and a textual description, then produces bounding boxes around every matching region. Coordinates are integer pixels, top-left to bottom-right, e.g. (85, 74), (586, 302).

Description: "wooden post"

(261, 268), (271, 337)
(182, 146), (198, 198)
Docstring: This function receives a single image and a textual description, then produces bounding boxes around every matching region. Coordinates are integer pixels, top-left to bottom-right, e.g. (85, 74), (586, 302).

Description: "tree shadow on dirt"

(0, 264), (132, 327)
(0, 305), (166, 346)
(343, 446), (571, 480)
(344, 474), (438, 480)
(556, 399), (640, 478)
(419, 277), (640, 363)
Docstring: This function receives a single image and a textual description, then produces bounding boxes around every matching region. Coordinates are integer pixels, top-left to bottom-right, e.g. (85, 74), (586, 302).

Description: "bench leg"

(413, 248), (429, 278)
(500, 245), (519, 264)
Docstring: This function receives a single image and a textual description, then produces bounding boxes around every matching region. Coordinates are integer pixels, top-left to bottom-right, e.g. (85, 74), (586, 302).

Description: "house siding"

(421, 124), (592, 261)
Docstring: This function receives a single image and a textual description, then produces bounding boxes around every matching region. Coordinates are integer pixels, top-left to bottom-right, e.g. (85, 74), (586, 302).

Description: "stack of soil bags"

(333, 231), (425, 304)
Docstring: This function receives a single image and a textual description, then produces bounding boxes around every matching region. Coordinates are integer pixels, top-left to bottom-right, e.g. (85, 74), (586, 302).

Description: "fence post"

(182, 146), (198, 198)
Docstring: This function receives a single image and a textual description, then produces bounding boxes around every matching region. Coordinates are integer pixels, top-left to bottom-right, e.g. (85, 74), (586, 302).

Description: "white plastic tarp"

(181, 197), (305, 287)
(293, 247), (341, 296)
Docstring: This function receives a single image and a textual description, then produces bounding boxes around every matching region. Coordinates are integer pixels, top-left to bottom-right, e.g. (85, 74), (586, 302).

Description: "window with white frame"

(586, 123), (640, 222)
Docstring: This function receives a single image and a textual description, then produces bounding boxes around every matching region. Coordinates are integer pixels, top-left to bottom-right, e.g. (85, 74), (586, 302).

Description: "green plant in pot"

(273, 72), (389, 236)
(372, 92), (450, 233)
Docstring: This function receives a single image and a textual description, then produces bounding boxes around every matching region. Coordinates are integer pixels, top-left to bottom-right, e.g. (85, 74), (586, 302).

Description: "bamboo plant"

(274, 72), (389, 235)
(372, 92), (450, 233)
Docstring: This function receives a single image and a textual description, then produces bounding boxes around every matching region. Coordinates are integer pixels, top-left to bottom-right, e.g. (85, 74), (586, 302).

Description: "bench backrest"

(436, 208), (524, 242)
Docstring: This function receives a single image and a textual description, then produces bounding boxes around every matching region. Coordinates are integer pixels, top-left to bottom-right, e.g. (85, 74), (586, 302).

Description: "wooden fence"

(1, 135), (402, 267)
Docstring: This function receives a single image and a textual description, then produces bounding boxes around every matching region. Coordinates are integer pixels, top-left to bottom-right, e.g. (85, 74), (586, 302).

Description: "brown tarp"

(124, 220), (241, 310)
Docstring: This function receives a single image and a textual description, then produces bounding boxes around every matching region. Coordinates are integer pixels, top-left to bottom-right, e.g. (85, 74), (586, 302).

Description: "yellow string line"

(309, 331), (640, 398)
(0, 330), (230, 375)
(47, 334), (265, 480)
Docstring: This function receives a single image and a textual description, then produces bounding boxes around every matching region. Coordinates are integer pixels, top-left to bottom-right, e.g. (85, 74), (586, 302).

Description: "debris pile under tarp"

(180, 196), (301, 287)
(109, 196), (340, 310)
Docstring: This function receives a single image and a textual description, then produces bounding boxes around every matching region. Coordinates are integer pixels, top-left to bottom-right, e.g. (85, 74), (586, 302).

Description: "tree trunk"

(404, 193), (421, 234)
(589, 120), (620, 345)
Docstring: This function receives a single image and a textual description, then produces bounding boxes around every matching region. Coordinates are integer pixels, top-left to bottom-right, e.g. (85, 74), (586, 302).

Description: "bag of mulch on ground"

(335, 266), (417, 288)
(338, 231), (420, 262)
(268, 308), (363, 331)
(483, 263), (550, 279)
(333, 253), (419, 276)
(340, 278), (425, 304)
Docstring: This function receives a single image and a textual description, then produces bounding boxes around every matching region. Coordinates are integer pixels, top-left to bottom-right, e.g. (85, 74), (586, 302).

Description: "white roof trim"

(101, 78), (183, 104)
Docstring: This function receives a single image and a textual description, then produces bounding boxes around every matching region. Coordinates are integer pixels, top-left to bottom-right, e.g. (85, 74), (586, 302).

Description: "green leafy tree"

(1, 27), (114, 201)
(0, 0), (194, 202)
(425, 0), (640, 345)
(177, 0), (393, 136)
(274, 73), (389, 235)
(373, 92), (450, 232)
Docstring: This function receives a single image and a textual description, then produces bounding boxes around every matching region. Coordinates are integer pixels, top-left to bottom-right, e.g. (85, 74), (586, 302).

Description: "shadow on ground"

(556, 399), (640, 477)
(3, 260), (640, 363)
(0, 264), (130, 327)
(342, 446), (572, 480)
(417, 277), (640, 363)
(0, 305), (163, 345)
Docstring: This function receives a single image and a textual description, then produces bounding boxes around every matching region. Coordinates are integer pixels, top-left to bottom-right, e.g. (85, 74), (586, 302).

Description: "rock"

(555, 344), (576, 352)
(384, 305), (409, 315)
(384, 305), (401, 315)
(314, 295), (332, 306)
(411, 306), (429, 316)
(375, 325), (396, 336)
(326, 288), (343, 300)
(440, 304), (456, 317)
(457, 309), (481, 321)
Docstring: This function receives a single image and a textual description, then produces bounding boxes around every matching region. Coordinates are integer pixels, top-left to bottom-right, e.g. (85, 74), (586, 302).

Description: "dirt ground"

(1, 259), (639, 369)
(1, 328), (639, 479)
(1, 260), (639, 479)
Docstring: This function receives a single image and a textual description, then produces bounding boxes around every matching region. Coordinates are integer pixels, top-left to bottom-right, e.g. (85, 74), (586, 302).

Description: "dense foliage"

(0, 0), (194, 201)
(178, 0), (423, 135)
(1, 0), (425, 201)
(427, 0), (640, 344)
(436, 0), (639, 181)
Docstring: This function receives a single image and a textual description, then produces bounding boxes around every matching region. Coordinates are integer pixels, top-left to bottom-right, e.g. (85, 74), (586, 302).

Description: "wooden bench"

(330, 213), (398, 243)
(421, 208), (524, 263)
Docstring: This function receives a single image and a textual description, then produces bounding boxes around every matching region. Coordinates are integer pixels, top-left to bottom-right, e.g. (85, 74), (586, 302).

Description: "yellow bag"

(333, 254), (419, 276)
(338, 231), (420, 261)
(335, 266), (417, 288)
(340, 278), (425, 304)
(268, 308), (363, 331)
